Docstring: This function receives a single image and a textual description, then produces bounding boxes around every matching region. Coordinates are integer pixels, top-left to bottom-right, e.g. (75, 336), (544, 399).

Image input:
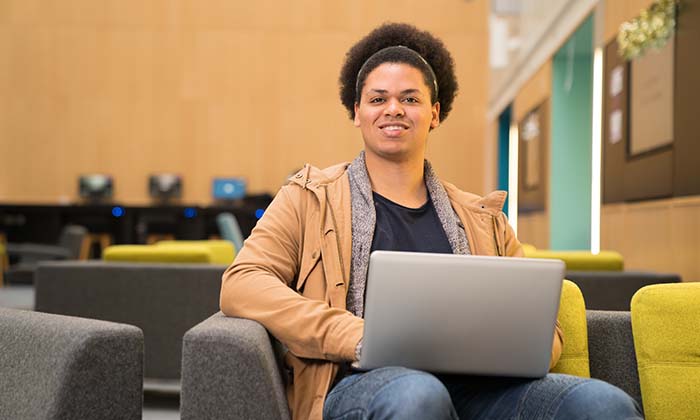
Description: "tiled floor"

(1, 284), (181, 419)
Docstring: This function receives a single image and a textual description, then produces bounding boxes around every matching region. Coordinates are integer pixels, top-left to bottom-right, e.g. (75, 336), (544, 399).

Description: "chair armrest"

(0, 308), (143, 420)
(181, 312), (290, 420)
(7, 243), (72, 262)
(587, 310), (642, 408)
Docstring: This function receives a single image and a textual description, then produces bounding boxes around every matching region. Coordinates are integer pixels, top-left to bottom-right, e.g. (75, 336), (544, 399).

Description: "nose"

(384, 97), (405, 117)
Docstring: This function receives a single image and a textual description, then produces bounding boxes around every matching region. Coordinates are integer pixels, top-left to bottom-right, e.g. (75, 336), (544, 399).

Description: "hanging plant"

(617, 0), (679, 61)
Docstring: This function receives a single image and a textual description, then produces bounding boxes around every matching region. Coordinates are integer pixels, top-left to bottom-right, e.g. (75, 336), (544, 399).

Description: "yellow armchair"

(631, 283), (700, 420)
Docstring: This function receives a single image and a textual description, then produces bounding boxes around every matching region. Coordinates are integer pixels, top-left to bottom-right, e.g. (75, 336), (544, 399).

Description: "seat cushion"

(103, 245), (213, 263)
(631, 283), (700, 420)
(551, 279), (590, 377)
(156, 240), (235, 265)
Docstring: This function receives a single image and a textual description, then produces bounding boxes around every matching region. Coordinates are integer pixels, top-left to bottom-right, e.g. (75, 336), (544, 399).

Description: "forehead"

(363, 62), (430, 93)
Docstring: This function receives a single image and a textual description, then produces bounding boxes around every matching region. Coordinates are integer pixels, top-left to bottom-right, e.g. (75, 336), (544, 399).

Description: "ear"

(430, 102), (441, 129)
(353, 103), (361, 127)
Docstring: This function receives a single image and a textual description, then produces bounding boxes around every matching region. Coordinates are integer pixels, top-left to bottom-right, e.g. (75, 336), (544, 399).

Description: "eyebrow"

(368, 88), (424, 95)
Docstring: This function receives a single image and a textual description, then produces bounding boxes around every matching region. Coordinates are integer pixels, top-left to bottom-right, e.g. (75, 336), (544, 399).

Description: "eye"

(402, 97), (419, 103)
(369, 97), (385, 104)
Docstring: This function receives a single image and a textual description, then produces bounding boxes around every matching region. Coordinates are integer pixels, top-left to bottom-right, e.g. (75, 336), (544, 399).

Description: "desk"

(0, 196), (272, 257)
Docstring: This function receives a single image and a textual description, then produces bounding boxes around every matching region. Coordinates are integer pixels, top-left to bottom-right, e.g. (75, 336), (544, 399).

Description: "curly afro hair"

(339, 22), (458, 123)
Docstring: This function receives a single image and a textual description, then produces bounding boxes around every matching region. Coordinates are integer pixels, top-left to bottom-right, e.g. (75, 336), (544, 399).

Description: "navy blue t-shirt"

(370, 191), (452, 254)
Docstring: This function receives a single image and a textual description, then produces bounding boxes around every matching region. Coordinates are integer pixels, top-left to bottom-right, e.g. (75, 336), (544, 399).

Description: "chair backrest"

(586, 310), (642, 408)
(35, 261), (224, 384)
(216, 212), (245, 253)
(57, 224), (89, 259)
(0, 307), (143, 420)
(631, 283), (700, 420)
(551, 279), (591, 377)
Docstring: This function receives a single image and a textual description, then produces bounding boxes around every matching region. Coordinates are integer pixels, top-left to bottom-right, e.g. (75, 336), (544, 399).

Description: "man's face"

(354, 62), (440, 164)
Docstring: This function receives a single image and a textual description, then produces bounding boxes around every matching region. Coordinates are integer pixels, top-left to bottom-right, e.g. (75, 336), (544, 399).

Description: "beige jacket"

(220, 162), (563, 420)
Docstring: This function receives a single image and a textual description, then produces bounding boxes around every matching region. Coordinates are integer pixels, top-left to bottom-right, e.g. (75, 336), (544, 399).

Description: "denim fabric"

(324, 367), (643, 420)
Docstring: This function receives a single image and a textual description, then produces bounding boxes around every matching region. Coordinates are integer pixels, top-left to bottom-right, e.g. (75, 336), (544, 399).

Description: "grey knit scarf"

(346, 152), (471, 318)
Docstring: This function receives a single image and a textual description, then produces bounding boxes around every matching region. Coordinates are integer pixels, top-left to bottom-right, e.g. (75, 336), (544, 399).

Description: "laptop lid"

(358, 251), (564, 378)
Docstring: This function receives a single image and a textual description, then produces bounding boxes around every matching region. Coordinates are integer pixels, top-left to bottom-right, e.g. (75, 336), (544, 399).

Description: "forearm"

(221, 264), (363, 363)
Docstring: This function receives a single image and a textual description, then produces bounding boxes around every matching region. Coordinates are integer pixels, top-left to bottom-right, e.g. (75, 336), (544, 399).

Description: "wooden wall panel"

(513, 61), (552, 123)
(603, 0), (657, 44)
(673, 0), (700, 197)
(517, 211), (549, 249)
(0, 0), (489, 205)
(601, 197), (700, 282)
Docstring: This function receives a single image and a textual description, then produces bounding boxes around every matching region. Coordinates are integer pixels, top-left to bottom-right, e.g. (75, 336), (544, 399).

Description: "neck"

(364, 152), (427, 208)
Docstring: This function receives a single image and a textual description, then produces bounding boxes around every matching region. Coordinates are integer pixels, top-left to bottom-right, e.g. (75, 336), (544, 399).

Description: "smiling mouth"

(380, 125), (407, 130)
(378, 122), (409, 136)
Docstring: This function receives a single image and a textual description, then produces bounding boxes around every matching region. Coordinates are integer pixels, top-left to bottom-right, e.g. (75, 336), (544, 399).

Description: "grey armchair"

(0, 307), (143, 420)
(180, 310), (643, 419)
(4, 224), (88, 285)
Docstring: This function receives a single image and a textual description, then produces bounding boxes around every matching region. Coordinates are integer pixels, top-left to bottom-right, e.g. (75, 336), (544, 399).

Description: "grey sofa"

(180, 310), (643, 420)
(0, 307), (143, 420)
(35, 260), (225, 392)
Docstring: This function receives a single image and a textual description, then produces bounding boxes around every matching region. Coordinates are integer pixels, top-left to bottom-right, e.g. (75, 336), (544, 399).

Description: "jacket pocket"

(295, 249), (322, 293)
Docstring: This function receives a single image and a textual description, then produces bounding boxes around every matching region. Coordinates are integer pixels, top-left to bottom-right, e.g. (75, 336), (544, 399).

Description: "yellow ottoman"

(631, 283), (700, 420)
(523, 246), (624, 271)
(103, 244), (214, 263)
(551, 279), (590, 377)
(156, 240), (235, 265)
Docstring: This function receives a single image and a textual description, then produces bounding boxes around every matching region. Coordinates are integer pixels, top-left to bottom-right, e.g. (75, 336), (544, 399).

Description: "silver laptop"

(358, 251), (564, 378)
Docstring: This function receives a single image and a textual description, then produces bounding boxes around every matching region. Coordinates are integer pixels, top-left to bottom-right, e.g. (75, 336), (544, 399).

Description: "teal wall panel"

(550, 15), (593, 250)
(498, 105), (512, 215)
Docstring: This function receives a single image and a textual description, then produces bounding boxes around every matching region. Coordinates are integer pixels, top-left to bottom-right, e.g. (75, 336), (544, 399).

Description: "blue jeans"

(323, 367), (643, 420)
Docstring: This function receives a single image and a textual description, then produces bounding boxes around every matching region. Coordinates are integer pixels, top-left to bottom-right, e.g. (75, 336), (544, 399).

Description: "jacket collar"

(288, 160), (508, 214)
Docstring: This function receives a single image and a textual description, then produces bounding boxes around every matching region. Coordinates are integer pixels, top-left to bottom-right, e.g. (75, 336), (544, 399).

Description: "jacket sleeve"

(219, 186), (363, 363)
(496, 211), (564, 369)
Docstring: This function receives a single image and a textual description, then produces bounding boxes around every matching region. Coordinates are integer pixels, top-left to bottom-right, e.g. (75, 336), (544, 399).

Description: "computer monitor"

(79, 174), (113, 202)
(149, 173), (182, 202)
(212, 178), (246, 201)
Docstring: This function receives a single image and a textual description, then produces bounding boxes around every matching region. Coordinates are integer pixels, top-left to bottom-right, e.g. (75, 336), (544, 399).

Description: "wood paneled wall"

(602, 197), (700, 282)
(0, 0), (489, 205)
(513, 61), (552, 248)
(600, 0), (699, 281)
(603, 0), (656, 43)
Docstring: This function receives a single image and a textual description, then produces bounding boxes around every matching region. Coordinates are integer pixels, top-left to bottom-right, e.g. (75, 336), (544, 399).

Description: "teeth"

(383, 125), (404, 130)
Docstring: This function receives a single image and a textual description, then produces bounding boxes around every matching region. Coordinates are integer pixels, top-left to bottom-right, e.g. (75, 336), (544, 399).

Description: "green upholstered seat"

(522, 245), (624, 271)
(631, 283), (700, 420)
(551, 279), (591, 377)
(103, 244), (214, 263)
(156, 240), (235, 265)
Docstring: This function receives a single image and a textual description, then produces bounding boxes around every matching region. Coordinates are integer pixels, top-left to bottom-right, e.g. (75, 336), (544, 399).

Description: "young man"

(220, 23), (642, 420)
